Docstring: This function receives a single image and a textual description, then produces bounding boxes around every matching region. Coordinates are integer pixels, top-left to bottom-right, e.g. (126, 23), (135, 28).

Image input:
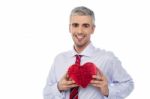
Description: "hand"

(90, 69), (109, 96)
(57, 73), (78, 91)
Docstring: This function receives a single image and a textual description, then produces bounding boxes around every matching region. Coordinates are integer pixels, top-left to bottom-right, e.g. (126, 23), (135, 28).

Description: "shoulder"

(94, 48), (122, 71)
(94, 47), (118, 61)
(54, 50), (72, 61)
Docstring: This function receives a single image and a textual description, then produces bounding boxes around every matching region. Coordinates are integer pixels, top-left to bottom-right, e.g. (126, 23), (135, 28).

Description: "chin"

(75, 42), (87, 48)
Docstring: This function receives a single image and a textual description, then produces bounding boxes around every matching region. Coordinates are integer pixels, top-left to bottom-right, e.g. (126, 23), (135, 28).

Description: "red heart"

(68, 62), (97, 88)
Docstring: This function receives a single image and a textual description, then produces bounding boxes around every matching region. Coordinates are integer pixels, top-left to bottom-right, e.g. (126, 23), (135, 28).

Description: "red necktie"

(70, 55), (82, 99)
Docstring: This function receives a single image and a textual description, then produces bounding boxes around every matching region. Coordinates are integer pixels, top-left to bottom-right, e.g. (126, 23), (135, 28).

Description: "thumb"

(61, 72), (68, 79)
(64, 72), (72, 81)
(96, 67), (103, 77)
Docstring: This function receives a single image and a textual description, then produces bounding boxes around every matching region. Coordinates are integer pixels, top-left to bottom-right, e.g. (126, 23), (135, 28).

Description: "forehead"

(70, 15), (93, 24)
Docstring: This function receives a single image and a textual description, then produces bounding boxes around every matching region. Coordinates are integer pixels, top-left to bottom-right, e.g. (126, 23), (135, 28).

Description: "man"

(43, 6), (134, 99)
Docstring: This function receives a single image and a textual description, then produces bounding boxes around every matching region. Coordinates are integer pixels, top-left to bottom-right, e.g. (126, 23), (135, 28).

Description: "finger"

(66, 74), (69, 79)
(90, 79), (106, 86)
(66, 84), (79, 89)
(90, 80), (100, 84)
(68, 77), (75, 82)
(90, 83), (102, 88)
(96, 68), (103, 76)
(92, 75), (102, 81)
(70, 84), (79, 87)
(66, 80), (76, 85)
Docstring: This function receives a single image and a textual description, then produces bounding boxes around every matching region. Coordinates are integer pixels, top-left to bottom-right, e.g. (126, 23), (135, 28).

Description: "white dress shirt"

(43, 42), (134, 99)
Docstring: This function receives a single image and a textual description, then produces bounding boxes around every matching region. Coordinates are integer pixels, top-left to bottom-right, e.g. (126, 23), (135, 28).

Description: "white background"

(0, 0), (150, 99)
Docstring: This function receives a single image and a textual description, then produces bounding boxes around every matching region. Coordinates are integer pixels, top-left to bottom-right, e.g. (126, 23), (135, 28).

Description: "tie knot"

(76, 55), (82, 58)
(75, 55), (82, 65)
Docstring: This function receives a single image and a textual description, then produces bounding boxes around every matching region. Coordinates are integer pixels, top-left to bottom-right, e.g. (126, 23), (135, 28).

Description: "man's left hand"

(90, 69), (109, 97)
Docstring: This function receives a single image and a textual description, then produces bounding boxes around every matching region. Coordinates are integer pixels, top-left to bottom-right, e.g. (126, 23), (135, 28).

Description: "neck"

(74, 41), (90, 53)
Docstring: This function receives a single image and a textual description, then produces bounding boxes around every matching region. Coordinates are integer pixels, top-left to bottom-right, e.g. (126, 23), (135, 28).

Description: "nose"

(77, 26), (83, 34)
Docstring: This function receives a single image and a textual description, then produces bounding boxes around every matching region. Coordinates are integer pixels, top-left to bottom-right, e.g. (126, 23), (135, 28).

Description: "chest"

(55, 56), (112, 81)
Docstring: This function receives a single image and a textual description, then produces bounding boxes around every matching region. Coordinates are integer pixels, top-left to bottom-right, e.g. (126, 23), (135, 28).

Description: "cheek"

(71, 33), (76, 38)
(70, 29), (75, 34)
(71, 31), (75, 35)
(85, 34), (92, 40)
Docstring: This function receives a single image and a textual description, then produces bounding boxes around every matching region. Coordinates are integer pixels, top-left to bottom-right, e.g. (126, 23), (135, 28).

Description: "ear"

(91, 25), (95, 34)
(69, 24), (71, 33)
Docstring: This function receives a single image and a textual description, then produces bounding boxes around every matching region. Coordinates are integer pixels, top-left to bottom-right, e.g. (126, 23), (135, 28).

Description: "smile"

(76, 35), (85, 41)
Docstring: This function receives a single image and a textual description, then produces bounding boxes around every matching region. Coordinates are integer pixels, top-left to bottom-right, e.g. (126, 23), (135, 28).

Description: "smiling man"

(43, 6), (134, 99)
(69, 15), (95, 53)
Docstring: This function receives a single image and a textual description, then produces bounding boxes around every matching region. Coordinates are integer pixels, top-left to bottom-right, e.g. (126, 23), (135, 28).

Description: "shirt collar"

(69, 42), (96, 57)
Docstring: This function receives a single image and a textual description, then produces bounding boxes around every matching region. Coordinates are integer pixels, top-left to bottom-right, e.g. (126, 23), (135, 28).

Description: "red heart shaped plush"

(68, 62), (97, 88)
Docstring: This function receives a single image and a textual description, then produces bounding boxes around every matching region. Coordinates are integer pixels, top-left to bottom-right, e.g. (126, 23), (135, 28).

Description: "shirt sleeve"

(43, 57), (65, 99)
(106, 55), (134, 99)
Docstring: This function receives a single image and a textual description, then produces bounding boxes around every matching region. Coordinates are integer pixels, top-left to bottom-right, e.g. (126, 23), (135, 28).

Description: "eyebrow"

(71, 23), (79, 25)
(71, 23), (90, 25)
(83, 23), (90, 26)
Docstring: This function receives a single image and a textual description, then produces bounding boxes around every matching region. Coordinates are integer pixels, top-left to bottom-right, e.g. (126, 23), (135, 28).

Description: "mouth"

(75, 35), (85, 41)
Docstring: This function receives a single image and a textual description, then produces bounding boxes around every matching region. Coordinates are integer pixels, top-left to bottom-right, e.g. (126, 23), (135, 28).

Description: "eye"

(72, 23), (79, 28)
(83, 24), (90, 28)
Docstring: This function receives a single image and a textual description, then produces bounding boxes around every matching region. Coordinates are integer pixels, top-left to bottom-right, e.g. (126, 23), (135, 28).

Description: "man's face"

(69, 15), (95, 49)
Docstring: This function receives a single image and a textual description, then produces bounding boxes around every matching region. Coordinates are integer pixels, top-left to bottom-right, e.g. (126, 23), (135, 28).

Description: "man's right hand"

(57, 73), (78, 91)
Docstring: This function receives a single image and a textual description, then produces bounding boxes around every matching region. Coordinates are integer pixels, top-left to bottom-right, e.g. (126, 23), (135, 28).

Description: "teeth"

(76, 35), (84, 39)
(77, 36), (83, 39)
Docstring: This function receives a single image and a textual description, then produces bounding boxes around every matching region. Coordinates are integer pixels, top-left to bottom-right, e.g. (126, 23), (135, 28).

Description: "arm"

(43, 57), (78, 99)
(43, 61), (65, 99)
(90, 56), (134, 99)
(106, 56), (134, 99)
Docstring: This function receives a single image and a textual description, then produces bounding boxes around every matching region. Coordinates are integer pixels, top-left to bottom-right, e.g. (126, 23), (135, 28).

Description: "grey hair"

(70, 6), (95, 25)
